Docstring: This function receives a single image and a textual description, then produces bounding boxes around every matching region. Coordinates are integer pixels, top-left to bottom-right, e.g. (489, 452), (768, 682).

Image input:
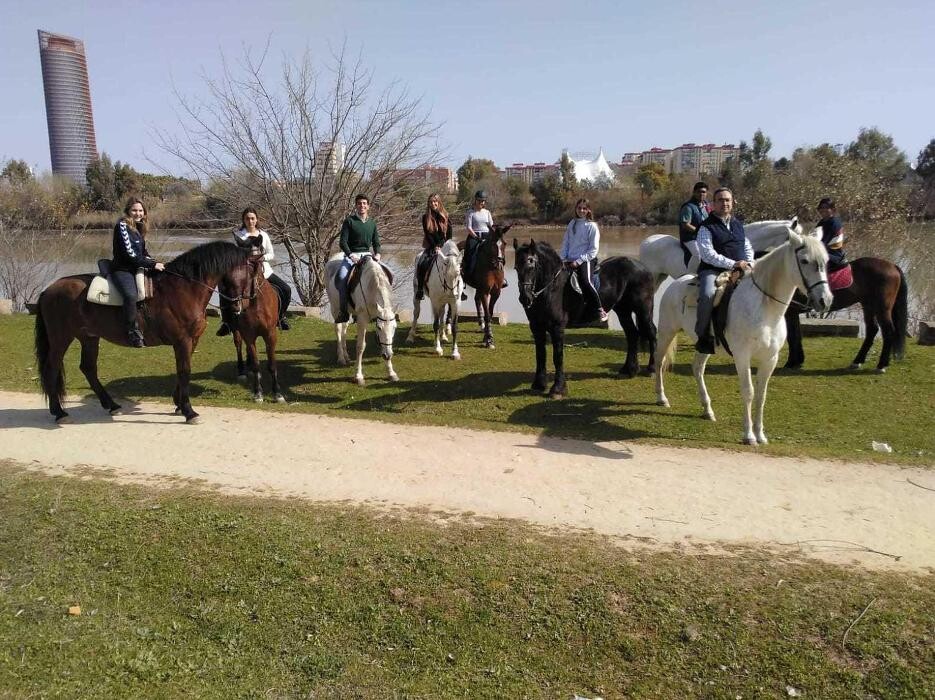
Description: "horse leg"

(783, 308), (804, 369)
(407, 291), (420, 343)
(692, 352), (716, 421)
(336, 320), (350, 366)
(234, 329), (247, 381)
(531, 323), (548, 392)
(433, 306), (444, 356)
(485, 291), (499, 349)
(475, 293), (484, 330)
(441, 304), (450, 342)
(78, 336), (120, 414)
(265, 330), (285, 403)
(173, 339), (199, 423)
(548, 324), (567, 399)
(753, 352), (779, 445)
(354, 319), (367, 386)
(617, 311), (640, 379)
(247, 338), (263, 403)
(43, 337), (73, 423)
(635, 305), (657, 375)
(875, 308), (896, 373)
(851, 306), (878, 370)
(449, 303), (461, 360)
(733, 354), (756, 445)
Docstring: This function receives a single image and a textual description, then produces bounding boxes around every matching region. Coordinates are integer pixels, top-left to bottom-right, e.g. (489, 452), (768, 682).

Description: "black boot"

(216, 322), (231, 337)
(128, 322), (145, 348)
(415, 281), (425, 301)
(279, 317), (291, 331)
(695, 335), (715, 355)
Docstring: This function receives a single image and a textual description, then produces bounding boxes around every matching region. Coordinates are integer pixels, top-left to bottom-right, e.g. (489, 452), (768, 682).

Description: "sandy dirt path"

(1, 390), (933, 573)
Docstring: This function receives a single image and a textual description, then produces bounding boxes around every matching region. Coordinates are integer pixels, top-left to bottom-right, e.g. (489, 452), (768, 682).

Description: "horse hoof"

(55, 413), (71, 424)
(254, 395), (264, 403)
(174, 407), (182, 415)
(274, 395), (286, 404)
(355, 377), (366, 386)
(704, 412), (716, 422)
(237, 374), (248, 383)
(452, 352), (461, 361)
(784, 363), (802, 371)
(742, 437), (757, 446)
(435, 348), (443, 356)
(109, 404), (122, 415)
(875, 367), (887, 374)
(389, 373), (400, 383)
(186, 415), (201, 425)
(757, 436), (769, 445)
(849, 363), (862, 370)
(656, 399), (669, 407)
(406, 334), (416, 344)
(549, 392), (565, 400)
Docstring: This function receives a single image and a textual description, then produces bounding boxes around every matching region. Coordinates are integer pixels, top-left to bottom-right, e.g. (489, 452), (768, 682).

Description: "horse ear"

(788, 229), (803, 246)
(530, 238), (537, 252)
(790, 216), (799, 232)
(502, 223), (513, 234)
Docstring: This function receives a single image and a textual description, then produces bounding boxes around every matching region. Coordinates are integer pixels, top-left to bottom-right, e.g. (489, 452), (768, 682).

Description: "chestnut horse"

(462, 223), (512, 348)
(34, 241), (261, 424)
(783, 256), (908, 372)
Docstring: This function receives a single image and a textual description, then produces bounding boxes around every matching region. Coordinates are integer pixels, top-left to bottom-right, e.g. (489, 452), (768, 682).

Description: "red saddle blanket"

(828, 265), (853, 292)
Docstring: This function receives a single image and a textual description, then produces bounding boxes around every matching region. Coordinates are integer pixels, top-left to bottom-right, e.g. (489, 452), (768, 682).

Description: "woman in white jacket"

(560, 198), (607, 322)
(217, 207), (292, 335)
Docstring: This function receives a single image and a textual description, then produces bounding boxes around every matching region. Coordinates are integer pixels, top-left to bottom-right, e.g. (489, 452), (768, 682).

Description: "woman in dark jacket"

(415, 193), (452, 300)
(111, 197), (164, 347)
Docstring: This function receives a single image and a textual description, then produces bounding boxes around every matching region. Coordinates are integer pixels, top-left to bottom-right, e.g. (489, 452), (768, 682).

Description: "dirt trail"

(1, 390), (933, 573)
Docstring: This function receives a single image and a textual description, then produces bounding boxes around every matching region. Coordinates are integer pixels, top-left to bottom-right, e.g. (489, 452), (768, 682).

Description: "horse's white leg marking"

(354, 317), (367, 385)
(734, 352), (756, 444)
(336, 321), (349, 366)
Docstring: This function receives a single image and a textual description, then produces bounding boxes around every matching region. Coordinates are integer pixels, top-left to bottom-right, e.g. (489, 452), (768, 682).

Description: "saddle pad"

(828, 264), (853, 292)
(86, 271), (151, 306)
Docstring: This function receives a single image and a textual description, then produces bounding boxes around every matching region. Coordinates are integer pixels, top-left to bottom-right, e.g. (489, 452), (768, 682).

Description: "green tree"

(1, 159), (33, 184)
(85, 154), (118, 211)
(530, 173), (565, 221)
(559, 151), (576, 192)
(113, 161), (141, 202)
(634, 163), (668, 197)
(456, 157), (499, 202)
(915, 138), (935, 182)
(846, 127), (908, 182)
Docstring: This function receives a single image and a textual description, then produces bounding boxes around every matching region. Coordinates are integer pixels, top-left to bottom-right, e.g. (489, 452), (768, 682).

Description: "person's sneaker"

(695, 336), (715, 354)
(279, 318), (291, 331)
(216, 322), (231, 337)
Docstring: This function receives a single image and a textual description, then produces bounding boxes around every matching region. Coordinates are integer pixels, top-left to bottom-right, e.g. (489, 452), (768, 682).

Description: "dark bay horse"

(229, 276), (286, 403)
(513, 239), (657, 398)
(783, 257), (908, 373)
(463, 223), (512, 349)
(34, 241), (261, 424)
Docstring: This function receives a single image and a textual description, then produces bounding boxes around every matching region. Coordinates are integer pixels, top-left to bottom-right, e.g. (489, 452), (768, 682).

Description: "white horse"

(639, 218), (804, 290)
(654, 228), (832, 445)
(406, 239), (464, 359)
(325, 255), (399, 385)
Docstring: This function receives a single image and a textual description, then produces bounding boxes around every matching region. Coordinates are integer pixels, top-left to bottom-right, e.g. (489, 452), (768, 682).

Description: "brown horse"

(462, 223), (512, 348)
(784, 257), (908, 372)
(227, 270), (286, 404)
(34, 241), (261, 424)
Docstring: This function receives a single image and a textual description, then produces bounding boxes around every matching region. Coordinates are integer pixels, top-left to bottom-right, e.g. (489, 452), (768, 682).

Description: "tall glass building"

(37, 30), (98, 183)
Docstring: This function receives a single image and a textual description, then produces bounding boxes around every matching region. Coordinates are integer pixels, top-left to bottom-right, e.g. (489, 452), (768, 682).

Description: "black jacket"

(112, 219), (156, 271)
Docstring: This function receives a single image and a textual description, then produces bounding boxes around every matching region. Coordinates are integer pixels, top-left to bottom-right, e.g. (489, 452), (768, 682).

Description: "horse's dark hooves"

(618, 367), (638, 379)
(549, 392), (565, 400)
(784, 363), (802, 370)
(237, 374), (248, 383)
(185, 414), (201, 425)
(639, 367), (654, 377)
(54, 413), (70, 424)
(174, 407), (183, 415)
(109, 405), (122, 415)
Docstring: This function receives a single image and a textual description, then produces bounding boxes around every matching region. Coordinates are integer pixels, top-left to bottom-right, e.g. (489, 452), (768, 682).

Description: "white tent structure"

(567, 148), (615, 183)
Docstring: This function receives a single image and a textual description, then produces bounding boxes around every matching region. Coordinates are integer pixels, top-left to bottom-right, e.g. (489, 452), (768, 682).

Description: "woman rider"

(110, 197), (164, 347)
(415, 193), (452, 300)
(560, 198), (607, 322)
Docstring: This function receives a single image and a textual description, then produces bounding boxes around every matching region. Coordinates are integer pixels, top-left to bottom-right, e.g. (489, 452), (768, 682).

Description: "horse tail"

(34, 297), (65, 408)
(656, 333), (677, 374)
(892, 266), (908, 360)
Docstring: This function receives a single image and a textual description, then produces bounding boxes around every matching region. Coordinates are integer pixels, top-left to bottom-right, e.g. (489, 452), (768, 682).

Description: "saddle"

(712, 270), (742, 356)
(828, 264), (853, 292)
(339, 258), (395, 309)
(566, 260), (601, 295)
(86, 259), (153, 306)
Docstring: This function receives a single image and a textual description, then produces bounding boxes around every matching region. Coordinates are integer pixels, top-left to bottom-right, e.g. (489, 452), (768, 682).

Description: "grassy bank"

(0, 314), (932, 464)
(1, 464), (932, 698)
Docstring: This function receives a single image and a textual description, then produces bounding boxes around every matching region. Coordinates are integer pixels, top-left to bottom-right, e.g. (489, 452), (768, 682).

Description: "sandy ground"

(1, 390), (933, 574)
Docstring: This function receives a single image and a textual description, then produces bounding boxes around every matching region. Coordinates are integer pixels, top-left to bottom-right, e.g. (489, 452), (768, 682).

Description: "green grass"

(1, 463), (933, 698)
(0, 314), (932, 464)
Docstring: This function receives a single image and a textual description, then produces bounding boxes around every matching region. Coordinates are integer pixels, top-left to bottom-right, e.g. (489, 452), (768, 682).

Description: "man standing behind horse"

(694, 187), (754, 354)
(678, 181), (710, 272)
(335, 194), (381, 323)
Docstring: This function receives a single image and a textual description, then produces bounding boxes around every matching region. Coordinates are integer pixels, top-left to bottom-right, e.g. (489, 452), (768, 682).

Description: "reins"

(748, 243), (826, 310)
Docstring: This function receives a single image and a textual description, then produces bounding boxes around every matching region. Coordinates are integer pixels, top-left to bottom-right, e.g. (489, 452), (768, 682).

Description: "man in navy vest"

(678, 181), (709, 270)
(694, 187), (754, 354)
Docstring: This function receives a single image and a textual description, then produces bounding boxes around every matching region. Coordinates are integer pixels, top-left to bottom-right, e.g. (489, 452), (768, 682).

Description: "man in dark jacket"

(816, 197), (847, 271)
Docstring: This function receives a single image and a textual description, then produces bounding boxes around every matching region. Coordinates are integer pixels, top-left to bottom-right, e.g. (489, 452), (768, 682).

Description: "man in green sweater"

(335, 193), (382, 322)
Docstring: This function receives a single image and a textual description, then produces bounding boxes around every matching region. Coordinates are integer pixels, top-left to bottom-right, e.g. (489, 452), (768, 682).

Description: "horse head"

(483, 223), (513, 268)
(440, 239), (463, 289)
(513, 238), (539, 308)
(362, 257), (397, 360)
(788, 230), (833, 313)
(220, 249), (264, 317)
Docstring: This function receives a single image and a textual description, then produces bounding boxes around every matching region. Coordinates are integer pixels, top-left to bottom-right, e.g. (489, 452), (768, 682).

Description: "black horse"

(513, 239), (657, 398)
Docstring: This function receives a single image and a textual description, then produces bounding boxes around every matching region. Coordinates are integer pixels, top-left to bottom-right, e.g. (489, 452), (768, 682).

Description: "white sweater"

(233, 227), (275, 279)
(560, 218), (600, 264)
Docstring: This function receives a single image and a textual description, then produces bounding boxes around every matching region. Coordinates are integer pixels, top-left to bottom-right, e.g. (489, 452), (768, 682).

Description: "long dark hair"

(574, 198), (593, 221)
(241, 206), (259, 230)
(424, 193), (449, 234)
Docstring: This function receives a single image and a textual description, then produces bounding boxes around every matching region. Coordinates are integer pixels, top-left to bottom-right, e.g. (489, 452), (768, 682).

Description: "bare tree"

(0, 216), (83, 312)
(156, 43), (445, 305)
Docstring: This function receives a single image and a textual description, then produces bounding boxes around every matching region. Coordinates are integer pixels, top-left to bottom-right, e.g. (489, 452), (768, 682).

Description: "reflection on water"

(48, 226), (674, 326)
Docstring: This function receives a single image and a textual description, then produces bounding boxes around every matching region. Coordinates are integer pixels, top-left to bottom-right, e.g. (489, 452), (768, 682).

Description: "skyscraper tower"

(37, 30), (98, 183)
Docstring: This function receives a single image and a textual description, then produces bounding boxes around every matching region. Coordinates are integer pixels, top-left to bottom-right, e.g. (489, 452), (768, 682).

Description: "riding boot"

(335, 287), (350, 323)
(127, 320), (145, 348)
(279, 317), (291, 331)
(695, 335), (715, 355)
(415, 281), (425, 301)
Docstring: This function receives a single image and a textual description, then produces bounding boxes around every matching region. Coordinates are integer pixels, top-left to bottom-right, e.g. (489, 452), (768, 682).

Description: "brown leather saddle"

(343, 257), (394, 308)
(712, 270), (743, 356)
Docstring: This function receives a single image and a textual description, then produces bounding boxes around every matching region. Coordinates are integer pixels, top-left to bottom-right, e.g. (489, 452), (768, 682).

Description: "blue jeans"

(694, 269), (718, 340)
(336, 254), (372, 313)
(111, 269), (139, 326)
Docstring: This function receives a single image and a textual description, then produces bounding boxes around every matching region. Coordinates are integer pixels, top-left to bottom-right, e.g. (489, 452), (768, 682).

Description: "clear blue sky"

(3, 0), (933, 175)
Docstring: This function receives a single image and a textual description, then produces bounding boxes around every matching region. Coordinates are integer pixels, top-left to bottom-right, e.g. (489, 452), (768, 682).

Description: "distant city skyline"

(2, 1), (933, 178)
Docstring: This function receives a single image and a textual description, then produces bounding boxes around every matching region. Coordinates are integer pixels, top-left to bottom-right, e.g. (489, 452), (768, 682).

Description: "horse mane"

(441, 239), (460, 256)
(166, 241), (249, 280)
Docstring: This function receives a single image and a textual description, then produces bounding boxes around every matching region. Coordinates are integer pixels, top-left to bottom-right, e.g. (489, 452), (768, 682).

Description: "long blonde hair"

(424, 193), (449, 234)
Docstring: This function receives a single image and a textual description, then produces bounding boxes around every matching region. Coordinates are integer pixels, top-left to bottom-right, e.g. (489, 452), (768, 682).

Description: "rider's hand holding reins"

(154, 262), (165, 272)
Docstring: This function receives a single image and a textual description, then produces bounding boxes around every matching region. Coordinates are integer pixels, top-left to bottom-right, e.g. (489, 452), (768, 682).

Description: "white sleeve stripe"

(828, 233), (844, 245)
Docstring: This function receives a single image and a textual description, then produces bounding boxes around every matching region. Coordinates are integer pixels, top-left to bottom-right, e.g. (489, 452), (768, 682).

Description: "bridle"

(433, 248), (463, 293)
(355, 257), (396, 351)
(749, 243), (827, 309)
(517, 252), (565, 308)
(160, 251), (264, 313)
